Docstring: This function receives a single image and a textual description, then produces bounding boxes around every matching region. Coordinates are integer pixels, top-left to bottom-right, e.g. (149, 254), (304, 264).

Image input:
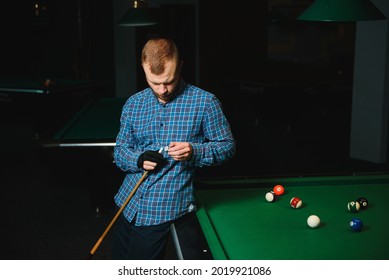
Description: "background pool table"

(40, 97), (126, 214)
(0, 78), (103, 95)
(0, 77), (106, 150)
(194, 173), (389, 260)
(44, 97), (126, 147)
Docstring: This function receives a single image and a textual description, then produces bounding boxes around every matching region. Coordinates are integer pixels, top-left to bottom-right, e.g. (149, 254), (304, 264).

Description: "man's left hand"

(167, 142), (193, 161)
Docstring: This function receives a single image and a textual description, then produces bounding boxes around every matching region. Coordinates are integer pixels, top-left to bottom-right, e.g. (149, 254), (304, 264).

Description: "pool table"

(0, 77), (102, 95)
(40, 97), (127, 213)
(43, 97), (126, 148)
(0, 77), (106, 135)
(192, 173), (389, 260)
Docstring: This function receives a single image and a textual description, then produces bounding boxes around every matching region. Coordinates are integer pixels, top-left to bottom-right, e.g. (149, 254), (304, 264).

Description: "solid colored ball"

(350, 218), (363, 232)
(290, 197), (302, 208)
(265, 191), (277, 202)
(357, 197), (368, 209)
(273, 185), (285, 196)
(347, 201), (360, 212)
(307, 215), (320, 228)
(43, 79), (51, 86)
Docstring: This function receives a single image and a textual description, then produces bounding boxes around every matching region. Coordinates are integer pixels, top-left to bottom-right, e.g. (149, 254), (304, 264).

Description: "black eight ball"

(357, 197), (368, 209)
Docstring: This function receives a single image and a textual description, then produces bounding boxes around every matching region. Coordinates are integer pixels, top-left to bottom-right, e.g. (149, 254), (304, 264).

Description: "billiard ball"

(273, 184), (285, 196)
(347, 201), (360, 212)
(290, 197), (302, 208)
(265, 191), (277, 202)
(307, 215), (320, 228)
(350, 218), (363, 232)
(43, 79), (51, 86)
(357, 197), (368, 209)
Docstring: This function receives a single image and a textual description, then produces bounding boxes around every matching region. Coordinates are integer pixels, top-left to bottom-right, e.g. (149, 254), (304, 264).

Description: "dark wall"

(0, 0), (114, 88)
(198, 1), (355, 90)
(198, 1), (269, 92)
(195, 1), (358, 177)
(1, 1), (379, 177)
(0, 1), (354, 95)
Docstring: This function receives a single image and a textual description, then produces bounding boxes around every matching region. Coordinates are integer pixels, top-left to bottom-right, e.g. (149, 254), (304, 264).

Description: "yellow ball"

(347, 201), (360, 212)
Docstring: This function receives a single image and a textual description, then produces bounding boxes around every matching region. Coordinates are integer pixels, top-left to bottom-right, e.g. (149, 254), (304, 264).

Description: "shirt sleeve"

(189, 95), (236, 167)
(113, 99), (143, 173)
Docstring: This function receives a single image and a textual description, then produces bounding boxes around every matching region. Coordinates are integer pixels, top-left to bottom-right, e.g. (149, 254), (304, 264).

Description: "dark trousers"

(111, 210), (211, 260)
(111, 212), (172, 260)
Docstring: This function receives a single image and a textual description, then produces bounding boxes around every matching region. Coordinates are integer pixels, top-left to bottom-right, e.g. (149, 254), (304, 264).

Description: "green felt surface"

(195, 174), (389, 260)
(54, 97), (126, 140)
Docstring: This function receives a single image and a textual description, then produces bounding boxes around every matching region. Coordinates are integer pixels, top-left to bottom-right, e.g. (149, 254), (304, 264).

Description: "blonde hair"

(141, 38), (180, 75)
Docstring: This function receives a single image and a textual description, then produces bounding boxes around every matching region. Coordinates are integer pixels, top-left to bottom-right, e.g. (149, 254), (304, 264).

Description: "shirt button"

(160, 123), (163, 126)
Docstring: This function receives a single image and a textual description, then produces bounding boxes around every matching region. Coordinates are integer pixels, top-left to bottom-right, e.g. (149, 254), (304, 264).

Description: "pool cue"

(88, 170), (149, 259)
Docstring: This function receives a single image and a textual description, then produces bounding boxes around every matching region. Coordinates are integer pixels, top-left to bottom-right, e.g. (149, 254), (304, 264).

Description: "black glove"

(137, 150), (164, 169)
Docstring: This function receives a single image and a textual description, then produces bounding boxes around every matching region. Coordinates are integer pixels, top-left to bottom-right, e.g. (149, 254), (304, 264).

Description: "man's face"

(143, 60), (180, 103)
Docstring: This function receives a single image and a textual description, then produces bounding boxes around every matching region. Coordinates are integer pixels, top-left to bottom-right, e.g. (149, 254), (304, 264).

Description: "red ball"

(273, 184), (284, 195)
(290, 197), (302, 208)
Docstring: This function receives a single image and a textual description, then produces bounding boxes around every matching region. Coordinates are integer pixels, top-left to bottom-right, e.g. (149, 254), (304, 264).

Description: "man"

(112, 37), (235, 259)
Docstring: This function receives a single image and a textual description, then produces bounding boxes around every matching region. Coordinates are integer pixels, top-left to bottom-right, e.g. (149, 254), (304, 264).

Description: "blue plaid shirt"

(113, 80), (235, 226)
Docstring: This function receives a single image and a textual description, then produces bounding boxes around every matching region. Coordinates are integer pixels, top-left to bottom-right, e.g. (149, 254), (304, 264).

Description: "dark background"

(0, 0), (388, 260)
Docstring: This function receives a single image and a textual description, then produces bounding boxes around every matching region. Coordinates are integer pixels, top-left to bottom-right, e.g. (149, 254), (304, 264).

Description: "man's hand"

(137, 150), (164, 171)
(168, 142), (193, 161)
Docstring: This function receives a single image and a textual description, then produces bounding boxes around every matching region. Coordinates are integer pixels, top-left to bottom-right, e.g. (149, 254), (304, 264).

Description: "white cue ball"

(307, 215), (320, 228)
(265, 191), (277, 202)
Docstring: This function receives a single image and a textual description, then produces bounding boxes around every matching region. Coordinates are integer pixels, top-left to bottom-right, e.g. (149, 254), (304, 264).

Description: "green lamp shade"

(297, 0), (386, 21)
(117, 8), (157, 26)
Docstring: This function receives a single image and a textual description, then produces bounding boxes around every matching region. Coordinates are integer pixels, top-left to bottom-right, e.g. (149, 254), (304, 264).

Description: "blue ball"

(350, 218), (363, 232)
